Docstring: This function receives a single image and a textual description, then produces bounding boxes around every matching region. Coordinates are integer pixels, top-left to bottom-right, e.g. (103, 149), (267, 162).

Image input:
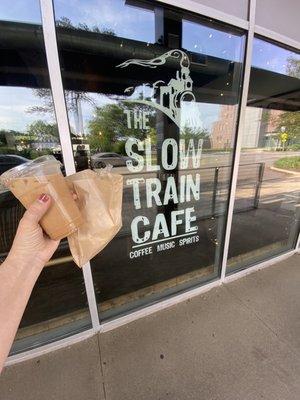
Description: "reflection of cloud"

(181, 102), (203, 131)
(0, 87), (55, 132)
(126, 84), (153, 100)
(0, 115), (14, 127)
(0, 104), (27, 112)
(181, 102), (220, 133)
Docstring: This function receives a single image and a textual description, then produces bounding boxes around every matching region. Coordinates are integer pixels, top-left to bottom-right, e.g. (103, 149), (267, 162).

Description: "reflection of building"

(242, 108), (284, 148)
(241, 107), (263, 147)
(211, 105), (237, 148)
(263, 109), (284, 148)
(212, 105), (285, 149)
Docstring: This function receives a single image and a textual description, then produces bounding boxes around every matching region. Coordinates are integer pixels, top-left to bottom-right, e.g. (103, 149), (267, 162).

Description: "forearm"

(0, 257), (43, 372)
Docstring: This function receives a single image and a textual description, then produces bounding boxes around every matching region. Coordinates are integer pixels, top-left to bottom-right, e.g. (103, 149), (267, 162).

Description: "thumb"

(23, 193), (52, 225)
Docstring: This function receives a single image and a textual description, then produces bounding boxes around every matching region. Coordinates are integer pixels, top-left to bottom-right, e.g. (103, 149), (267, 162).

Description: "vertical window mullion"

(220, 0), (256, 281)
(39, 0), (100, 330)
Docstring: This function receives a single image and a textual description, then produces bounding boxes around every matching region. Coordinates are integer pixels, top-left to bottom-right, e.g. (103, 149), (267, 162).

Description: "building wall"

(256, 0), (300, 42)
(191, 0), (249, 20)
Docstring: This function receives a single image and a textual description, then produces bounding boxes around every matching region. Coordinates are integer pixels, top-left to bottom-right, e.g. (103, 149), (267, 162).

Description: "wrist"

(5, 253), (44, 276)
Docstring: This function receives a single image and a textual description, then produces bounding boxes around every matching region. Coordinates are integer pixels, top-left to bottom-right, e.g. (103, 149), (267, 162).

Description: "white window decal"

(117, 50), (195, 128)
(118, 50), (201, 257)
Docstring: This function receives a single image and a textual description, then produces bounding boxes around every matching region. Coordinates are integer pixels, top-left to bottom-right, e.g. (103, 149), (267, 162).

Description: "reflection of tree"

(0, 130), (22, 151)
(275, 111), (300, 146)
(181, 126), (211, 149)
(181, 126), (209, 141)
(0, 121), (59, 158)
(286, 56), (300, 78)
(57, 17), (116, 36)
(27, 120), (59, 140)
(28, 88), (96, 136)
(88, 103), (155, 152)
(28, 89), (95, 116)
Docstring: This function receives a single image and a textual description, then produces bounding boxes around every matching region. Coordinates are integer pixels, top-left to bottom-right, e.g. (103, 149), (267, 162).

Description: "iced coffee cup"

(1, 155), (83, 240)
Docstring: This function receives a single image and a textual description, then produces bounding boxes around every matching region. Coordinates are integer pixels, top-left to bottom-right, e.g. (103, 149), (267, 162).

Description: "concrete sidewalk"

(1, 254), (299, 400)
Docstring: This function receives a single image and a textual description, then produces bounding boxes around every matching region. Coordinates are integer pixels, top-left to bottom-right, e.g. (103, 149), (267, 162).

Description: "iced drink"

(1, 155), (83, 240)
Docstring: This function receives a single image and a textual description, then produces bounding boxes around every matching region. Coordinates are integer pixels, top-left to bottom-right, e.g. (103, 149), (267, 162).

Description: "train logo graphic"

(116, 49), (195, 128)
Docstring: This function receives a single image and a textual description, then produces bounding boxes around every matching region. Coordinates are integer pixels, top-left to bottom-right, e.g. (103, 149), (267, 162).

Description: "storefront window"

(54, 0), (245, 321)
(227, 37), (300, 271)
(0, 1), (91, 354)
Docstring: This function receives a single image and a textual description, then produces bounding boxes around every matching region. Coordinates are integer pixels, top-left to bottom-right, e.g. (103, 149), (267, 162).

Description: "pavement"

(1, 253), (299, 400)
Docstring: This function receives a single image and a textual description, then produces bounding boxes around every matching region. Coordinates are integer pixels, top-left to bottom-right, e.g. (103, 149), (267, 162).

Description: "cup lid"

(0, 155), (62, 187)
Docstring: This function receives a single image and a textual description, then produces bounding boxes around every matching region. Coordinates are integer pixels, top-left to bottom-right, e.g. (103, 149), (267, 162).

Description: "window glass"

(0, 1), (91, 354)
(183, 19), (243, 61)
(54, 0), (245, 321)
(0, 0), (42, 23)
(252, 37), (300, 75)
(227, 37), (300, 272)
(54, 0), (155, 43)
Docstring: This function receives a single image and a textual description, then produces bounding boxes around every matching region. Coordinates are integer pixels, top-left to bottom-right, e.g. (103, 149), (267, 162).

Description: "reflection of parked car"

(91, 152), (138, 169)
(0, 154), (28, 175)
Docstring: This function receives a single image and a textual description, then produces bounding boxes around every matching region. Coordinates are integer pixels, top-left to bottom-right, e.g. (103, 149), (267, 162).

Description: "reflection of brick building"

(211, 105), (237, 149)
(261, 109), (284, 148)
(265, 109), (283, 133)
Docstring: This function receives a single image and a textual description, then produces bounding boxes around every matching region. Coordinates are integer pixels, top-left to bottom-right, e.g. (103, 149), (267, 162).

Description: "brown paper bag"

(66, 169), (123, 267)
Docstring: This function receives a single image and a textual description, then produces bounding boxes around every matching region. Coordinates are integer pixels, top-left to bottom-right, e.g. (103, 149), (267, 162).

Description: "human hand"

(7, 194), (60, 271)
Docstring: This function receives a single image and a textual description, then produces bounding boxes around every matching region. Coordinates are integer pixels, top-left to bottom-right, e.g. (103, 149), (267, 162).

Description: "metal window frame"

(254, 25), (300, 51)
(220, 0), (256, 281)
(157, 0), (249, 29)
(39, 0), (100, 331)
(5, 0), (300, 364)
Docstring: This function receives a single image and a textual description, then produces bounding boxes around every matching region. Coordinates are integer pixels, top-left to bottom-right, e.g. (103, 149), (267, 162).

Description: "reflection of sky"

(183, 20), (244, 62)
(0, 0), (41, 23)
(54, 0), (155, 43)
(0, 87), (55, 132)
(252, 37), (300, 75)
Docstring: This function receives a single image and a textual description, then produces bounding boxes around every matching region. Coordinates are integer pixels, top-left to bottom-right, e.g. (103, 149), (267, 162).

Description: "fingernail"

(38, 193), (49, 203)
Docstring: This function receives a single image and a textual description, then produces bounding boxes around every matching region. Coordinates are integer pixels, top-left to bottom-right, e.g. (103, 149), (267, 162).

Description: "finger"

(23, 193), (52, 225)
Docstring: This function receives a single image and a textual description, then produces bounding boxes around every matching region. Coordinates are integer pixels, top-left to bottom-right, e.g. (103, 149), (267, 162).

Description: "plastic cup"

(1, 155), (83, 240)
